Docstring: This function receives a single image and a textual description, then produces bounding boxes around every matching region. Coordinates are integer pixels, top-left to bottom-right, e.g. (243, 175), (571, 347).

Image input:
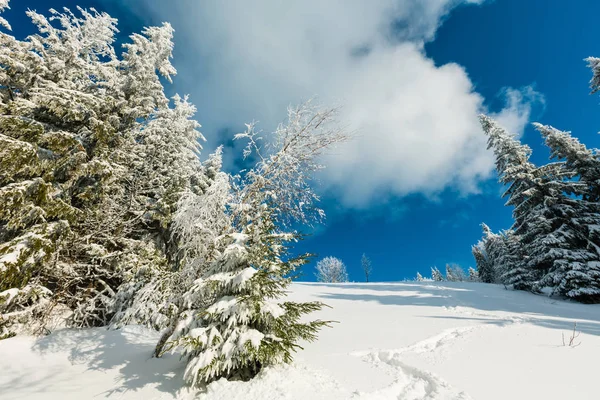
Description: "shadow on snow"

(302, 281), (600, 337)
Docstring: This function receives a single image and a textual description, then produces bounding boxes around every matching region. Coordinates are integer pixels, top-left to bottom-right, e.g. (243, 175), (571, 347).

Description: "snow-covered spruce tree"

(315, 256), (349, 283)
(480, 115), (600, 300)
(528, 125), (600, 302)
(111, 148), (229, 332)
(472, 241), (492, 283)
(416, 272), (424, 282)
(431, 267), (443, 281)
(157, 102), (350, 385)
(361, 253), (372, 282)
(445, 264), (465, 282)
(0, 5), (129, 334)
(479, 116), (553, 291)
(494, 230), (527, 288)
(472, 223), (520, 285)
(468, 267), (479, 282)
(0, 4), (198, 334)
(587, 56), (600, 96)
(535, 123), (600, 245)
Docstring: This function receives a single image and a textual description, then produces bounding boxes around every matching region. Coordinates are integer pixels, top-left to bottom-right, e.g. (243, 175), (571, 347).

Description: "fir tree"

(156, 102), (349, 385)
(0, 4), (201, 333)
(416, 272), (424, 282)
(479, 114), (600, 301)
(468, 267), (479, 282)
(479, 116), (555, 291)
(529, 124), (600, 301)
(431, 267), (443, 281)
(445, 264), (465, 282)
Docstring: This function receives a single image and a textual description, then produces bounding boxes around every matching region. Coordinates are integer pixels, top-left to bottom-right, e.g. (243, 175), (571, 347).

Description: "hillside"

(1, 282), (599, 400)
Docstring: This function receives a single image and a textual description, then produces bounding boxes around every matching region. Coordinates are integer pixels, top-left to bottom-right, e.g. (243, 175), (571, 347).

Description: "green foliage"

(164, 209), (331, 386)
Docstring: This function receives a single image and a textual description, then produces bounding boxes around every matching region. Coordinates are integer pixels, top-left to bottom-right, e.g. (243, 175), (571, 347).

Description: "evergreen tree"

(361, 253), (372, 282)
(479, 116), (561, 291)
(472, 242), (492, 283)
(0, 5), (201, 333)
(468, 267), (479, 282)
(493, 230), (526, 288)
(479, 114), (600, 301)
(156, 102), (349, 385)
(0, 6), (129, 333)
(431, 267), (443, 281)
(528, 124), (600, 301)
(586, 57), (600, 96)
(472, 224), (503, 283)
(416, 272), (424, 282)
(445, 264), (465, 282)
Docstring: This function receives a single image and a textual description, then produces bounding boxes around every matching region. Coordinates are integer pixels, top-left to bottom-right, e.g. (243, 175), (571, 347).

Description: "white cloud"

(118, 0), (541, 206)
(490, 86), (545, 139)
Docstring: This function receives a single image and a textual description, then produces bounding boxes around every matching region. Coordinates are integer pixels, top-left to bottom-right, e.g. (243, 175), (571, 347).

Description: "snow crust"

(2, 281), (600, 400)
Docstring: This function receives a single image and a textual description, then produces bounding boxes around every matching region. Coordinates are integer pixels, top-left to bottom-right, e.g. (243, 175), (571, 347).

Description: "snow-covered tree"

(0, 5), (129, 333)
(478, 102), (600, 301)
(315, 257), (349, 283)
(155, 102), (349, 385)
(587, 56), (600, 96)
(416, 272), (424, 282)
(111, 148), (230, 332)
(472, 241), (492, 283)
(478, 116), (558, 292)
(431, 267), (443, 282)
(445, 264), (465, 282)
(527, 125), (600, 301)
(0, 4), (204, 334)
(468, 267), (479, 282)
(361, 253), (372, 282)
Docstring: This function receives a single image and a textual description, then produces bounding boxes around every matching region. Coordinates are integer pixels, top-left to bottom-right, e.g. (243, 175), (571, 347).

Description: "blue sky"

(6, 0), (600, 281)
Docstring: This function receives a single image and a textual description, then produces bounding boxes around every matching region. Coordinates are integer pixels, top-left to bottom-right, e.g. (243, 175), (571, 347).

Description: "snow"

(0, 288), (20, 305)
(2, 281), (600, 399)
(0, 241), (26, 268)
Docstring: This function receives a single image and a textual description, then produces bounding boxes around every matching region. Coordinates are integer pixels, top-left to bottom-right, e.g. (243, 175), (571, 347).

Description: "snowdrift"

(1, 282), (599, 400)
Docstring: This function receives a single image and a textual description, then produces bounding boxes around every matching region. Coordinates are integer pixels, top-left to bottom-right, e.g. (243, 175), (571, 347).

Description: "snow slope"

(1, 282), (599, 400)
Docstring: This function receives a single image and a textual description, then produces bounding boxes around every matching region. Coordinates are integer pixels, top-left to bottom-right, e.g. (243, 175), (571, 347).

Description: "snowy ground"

(1, 281), (599, 400)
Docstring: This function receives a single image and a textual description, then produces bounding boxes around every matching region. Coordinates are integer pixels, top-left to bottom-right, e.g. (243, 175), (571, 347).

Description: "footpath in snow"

(1, 281), (599, 400)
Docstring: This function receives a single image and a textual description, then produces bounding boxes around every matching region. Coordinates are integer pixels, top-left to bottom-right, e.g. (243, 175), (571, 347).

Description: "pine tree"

(163, 211), (330, 385)
(0, 5), (200, 333)
(468, 267), (479, 282)
(445, 264), (465, 282)
(472, 242), (492, 283)
(431, 267), (443, 281)
(361, 253), (372, 282)
(155, 102), (349, 385)
(528, 124), (600, 302)
(586, 57), (600, 96)
(480, 115), (600, 301)
(493, 230), (526, 288)
(472, 224), (503, 283)
(416, 272), (424, 281)
(0, 6), (129, 333)
(479, 116), (558, 291)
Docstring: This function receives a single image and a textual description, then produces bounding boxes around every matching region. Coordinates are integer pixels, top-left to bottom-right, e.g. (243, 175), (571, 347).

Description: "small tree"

(445, 264), (466, 282)
(361, 253), (372, 282)
(315, 257), (349, 283)
(468, 267), (479, 282)
(156, 102), (350, 385)
(415, 272), (424, 282)
(431, 267), (443, 282)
